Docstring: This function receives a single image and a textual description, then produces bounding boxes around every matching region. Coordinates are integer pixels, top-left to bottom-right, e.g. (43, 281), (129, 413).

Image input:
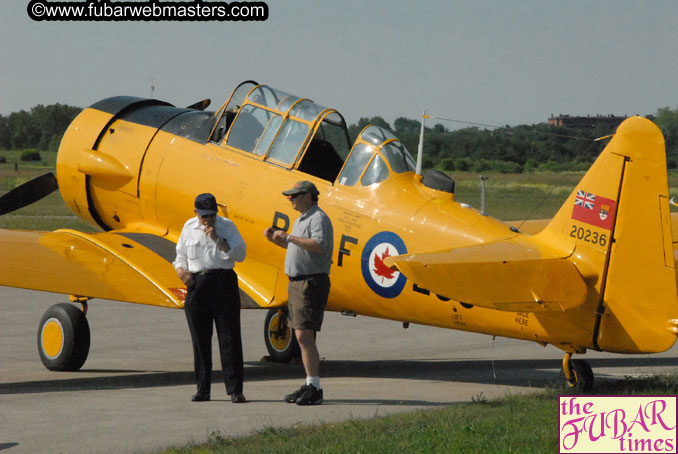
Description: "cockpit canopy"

(338, 125), (416, 187)
(211, 82), (351, 182)
(209, 81), (416, 185)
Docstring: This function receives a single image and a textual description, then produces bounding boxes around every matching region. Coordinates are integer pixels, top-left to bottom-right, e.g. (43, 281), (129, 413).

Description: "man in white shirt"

(174, 193), (247, 403)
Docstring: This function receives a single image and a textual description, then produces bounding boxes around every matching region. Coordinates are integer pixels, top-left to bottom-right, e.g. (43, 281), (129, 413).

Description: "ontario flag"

(571, 189), (617, 230)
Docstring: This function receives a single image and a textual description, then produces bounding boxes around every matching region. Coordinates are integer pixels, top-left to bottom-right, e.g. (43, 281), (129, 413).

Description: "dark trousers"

(184, 269), (243, 395)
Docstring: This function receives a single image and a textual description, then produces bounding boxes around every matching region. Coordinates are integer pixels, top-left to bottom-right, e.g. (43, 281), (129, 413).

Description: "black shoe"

(231, 393), (246, 403)
(191, 393), (210, 402)
(284, 384), (310, 403)
(296, 385), (323, 406)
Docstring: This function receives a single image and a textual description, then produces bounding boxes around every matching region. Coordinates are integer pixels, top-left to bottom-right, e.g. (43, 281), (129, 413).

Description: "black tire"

(561, 359), (594, 392)
(264, 308), (300, 362)
(37, 303), (90, 371)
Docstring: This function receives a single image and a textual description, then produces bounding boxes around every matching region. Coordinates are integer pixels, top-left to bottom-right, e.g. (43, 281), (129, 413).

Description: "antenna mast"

(416, 109), (427, 176)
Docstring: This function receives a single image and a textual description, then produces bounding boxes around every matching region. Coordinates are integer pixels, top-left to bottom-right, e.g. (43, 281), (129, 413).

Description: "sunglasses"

(288, 192), (307, 200)
(199, 213), (216, 219)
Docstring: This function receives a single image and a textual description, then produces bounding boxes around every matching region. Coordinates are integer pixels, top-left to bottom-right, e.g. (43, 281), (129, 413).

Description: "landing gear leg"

(561, 352), (594, 392)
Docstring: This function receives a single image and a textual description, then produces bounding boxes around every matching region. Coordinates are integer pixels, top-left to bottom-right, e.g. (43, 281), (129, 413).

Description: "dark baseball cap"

(282, 180), (319, 197)
(194, 193), (218, 216)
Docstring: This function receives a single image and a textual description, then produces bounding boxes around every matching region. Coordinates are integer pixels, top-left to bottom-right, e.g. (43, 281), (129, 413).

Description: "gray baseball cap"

(282, 180), (319, 197)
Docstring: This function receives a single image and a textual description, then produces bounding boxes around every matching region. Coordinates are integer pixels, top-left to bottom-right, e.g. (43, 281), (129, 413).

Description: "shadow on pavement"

(2, 355), (676, 395)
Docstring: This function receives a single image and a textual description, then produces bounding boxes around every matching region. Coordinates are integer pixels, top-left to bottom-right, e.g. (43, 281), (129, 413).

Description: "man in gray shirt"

(264, 180), (333, 405)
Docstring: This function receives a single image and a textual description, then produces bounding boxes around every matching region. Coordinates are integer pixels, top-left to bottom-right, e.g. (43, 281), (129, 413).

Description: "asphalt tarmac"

(2, 286), (677, 454)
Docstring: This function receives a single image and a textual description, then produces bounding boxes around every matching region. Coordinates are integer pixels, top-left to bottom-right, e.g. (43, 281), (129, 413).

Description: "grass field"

(0, 151), (95, 231)
(161, 375), (678, 454)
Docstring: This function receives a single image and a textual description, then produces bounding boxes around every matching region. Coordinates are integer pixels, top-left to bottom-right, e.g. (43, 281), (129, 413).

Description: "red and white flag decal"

(571, 190), (617, 230)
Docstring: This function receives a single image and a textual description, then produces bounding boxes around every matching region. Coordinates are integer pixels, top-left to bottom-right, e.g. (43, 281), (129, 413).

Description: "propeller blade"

(186, 99), (211, 111)
(0, 172), (58, 216)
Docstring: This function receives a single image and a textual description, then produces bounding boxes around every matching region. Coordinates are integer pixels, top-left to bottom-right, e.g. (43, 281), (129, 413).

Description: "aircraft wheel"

(562, 359), (594, 392)
(264, 308), (300, 362)
(37, 303), (90, 371)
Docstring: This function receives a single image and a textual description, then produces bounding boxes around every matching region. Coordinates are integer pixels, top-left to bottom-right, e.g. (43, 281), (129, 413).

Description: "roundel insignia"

(361, 231), (408, 299)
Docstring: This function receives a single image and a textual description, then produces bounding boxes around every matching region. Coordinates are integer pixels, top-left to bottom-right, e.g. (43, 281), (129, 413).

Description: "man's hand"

(204, 225), (218, 241)
(176, 267), (194, 287)
(264, 227), (288, 248)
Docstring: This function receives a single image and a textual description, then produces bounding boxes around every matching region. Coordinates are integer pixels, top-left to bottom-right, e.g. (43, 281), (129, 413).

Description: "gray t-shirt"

(284, 204), (333, 277)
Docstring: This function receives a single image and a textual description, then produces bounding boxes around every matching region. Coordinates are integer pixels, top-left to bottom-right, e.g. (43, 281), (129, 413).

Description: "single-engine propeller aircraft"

(1, 80), (677, 391)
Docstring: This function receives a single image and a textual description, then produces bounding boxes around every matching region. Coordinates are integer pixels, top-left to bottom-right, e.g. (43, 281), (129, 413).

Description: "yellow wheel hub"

(41, 318), (64, 359)
(268, 313), (291, 351)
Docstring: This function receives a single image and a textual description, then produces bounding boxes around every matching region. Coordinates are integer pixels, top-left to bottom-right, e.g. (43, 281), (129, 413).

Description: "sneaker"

(296, 385), (323, 406)
(284, 384), (309, 403)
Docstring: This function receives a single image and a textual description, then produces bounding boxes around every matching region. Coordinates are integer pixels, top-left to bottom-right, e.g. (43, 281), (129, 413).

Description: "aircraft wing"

(232, 254), (288, 308)
(384, 240), (588, 312)
(0, 228), (285, 309)
(0, 229), (186, 308)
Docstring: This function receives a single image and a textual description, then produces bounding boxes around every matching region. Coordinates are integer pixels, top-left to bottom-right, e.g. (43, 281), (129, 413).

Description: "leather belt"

(289, 273), (326, 281)
(196, 268), (232, 276)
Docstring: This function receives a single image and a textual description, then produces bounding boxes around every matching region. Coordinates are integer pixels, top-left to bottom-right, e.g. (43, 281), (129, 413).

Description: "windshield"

(267, 118), (311, 164)
(338, 143), (373, 186)
(382, 141), (416, 173)
(361, 154), (389, 186)
(226, 104), (269, 153)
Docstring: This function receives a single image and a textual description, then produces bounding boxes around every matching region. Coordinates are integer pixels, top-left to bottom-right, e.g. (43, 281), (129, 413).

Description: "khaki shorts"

(287, 274), (330, 331)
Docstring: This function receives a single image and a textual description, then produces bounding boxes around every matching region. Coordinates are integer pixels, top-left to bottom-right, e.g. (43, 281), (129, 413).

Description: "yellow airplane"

(1, 80), (677, 392)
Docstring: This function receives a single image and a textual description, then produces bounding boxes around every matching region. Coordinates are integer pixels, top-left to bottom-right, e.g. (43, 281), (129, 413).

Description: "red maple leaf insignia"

(373, 247), (397, 283)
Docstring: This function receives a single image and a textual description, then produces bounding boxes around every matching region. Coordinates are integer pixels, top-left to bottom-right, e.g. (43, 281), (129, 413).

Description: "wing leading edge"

(384, 240), (588, 312)
(0, 229), (185, 308)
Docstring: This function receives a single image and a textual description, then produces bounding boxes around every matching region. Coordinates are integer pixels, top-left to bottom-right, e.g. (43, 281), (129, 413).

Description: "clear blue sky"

(1, 0), (677, 129)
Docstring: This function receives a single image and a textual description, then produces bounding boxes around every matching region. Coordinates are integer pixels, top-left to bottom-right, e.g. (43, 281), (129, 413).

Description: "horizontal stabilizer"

(385, 241), (588, 312)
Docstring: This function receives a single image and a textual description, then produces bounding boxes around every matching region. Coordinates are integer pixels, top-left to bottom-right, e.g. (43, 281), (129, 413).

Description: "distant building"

(548, 114), (654, 128)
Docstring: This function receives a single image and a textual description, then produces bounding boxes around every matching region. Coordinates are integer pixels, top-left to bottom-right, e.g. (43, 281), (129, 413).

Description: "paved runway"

(2, 286), (677, 453)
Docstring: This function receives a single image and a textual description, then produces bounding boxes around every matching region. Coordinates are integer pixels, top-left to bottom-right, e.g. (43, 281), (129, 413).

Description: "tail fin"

(544, 116), (678, 353)
(386, 117), (678, 353)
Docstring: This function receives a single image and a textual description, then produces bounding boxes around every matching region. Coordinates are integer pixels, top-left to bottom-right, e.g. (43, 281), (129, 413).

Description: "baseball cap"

(194, 193), (218, 216)
(282, 180), (319, 197)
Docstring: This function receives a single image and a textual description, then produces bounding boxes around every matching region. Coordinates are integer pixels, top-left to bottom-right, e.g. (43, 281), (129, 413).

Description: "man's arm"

(173, 227), (194, 286)
(221, 222), (246, 262)
(211, 220), (246, 262)
(286, 233), (323, 253)
(265, 227), (324, 253)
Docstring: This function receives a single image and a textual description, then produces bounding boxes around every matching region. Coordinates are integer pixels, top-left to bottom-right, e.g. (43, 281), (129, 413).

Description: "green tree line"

(2, 103), (677, 173)
(351, 107), (678, 172)
(0, 104), (82, 152)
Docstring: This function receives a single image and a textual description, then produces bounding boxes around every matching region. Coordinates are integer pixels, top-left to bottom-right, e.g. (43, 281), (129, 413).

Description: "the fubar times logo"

(559, 395), (677, 453)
